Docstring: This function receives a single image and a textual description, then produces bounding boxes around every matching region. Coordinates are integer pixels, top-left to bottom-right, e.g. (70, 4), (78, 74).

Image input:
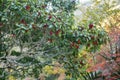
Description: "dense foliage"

(0, 0), (108, 80)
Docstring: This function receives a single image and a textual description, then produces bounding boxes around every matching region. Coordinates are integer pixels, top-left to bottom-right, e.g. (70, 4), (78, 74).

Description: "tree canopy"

(0, 0), (110, 80)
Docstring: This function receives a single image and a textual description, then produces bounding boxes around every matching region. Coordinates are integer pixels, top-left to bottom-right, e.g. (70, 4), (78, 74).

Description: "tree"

(0, 0), (107, 79)
(77, 0), (120, 79)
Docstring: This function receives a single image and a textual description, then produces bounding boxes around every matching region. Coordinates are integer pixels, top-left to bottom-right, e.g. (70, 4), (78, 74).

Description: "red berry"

(87, 44), (90, 47)
(43, 24), (48, 28)
(55, 29), (61, 35)
(80, 61), (84, 65)
(20, 19), (26, 24)
(21, 19), (25, 23)
(48, 15), (52, 20)
(25, 5), (30, 11)
(49, 30), (53, 35)
(93, 41), (98, 45)
(20, 19), (27, 26)
(77, 39), (81, 44)
(75, 44), (79, 49)
(89, 23), (94, 29)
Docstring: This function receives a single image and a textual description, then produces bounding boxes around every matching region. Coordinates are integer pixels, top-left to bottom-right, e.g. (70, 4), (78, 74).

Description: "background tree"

(76, 0), (120, 79)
